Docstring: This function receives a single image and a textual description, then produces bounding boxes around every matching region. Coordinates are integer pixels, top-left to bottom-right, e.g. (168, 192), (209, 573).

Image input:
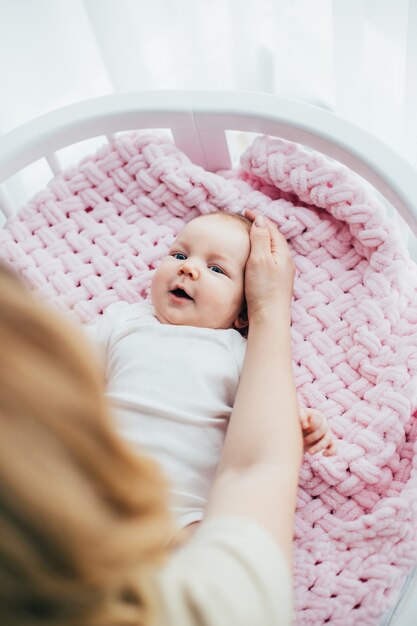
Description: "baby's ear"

(234, 312), (248, 331)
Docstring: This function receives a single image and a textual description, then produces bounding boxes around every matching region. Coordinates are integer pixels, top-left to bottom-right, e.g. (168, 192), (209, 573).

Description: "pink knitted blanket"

(1, 133), (417, 626)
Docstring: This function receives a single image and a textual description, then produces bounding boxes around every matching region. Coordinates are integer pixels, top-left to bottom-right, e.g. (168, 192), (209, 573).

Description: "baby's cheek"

(150, 270), (163, 303)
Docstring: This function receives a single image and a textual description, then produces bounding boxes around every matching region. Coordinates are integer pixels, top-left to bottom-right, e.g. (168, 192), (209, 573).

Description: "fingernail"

(255, 214), (265, 227)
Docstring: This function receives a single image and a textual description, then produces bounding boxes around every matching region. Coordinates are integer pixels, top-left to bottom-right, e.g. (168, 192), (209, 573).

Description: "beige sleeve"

(154, 516), (293, 626)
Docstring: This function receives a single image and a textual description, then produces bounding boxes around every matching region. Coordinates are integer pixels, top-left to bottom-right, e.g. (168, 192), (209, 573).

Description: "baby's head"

(151, 212), (251, 331)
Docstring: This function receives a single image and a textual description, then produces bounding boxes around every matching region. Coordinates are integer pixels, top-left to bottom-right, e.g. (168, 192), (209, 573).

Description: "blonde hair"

(0, 264), (174, 626)
(200, 210), (252, 233)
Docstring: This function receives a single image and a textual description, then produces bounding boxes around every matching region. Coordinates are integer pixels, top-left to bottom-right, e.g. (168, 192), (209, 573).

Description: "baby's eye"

(209, 265), (224, 274)
(172, 252), (187, 260)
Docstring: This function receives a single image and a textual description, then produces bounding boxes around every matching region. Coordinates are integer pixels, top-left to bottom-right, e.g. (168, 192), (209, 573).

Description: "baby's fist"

(300, 408), (336, 457)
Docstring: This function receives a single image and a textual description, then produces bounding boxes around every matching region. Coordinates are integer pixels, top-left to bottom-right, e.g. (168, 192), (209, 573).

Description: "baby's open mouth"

(171, 288), (193, 300)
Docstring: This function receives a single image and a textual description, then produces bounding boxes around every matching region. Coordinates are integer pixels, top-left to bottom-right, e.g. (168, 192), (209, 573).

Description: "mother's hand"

(244, 210), (295, 325)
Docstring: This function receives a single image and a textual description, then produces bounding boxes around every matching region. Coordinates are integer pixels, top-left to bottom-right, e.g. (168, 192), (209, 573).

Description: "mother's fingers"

(244, 209), (289, 259)
(243, 209), (295, 320)
(243, 209), (257, 222)
(247, 214), (275, 261)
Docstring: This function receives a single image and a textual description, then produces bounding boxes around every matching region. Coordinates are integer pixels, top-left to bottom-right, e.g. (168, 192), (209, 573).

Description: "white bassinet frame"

(0, 90), (416, 239)
(0, 90), (416, 626)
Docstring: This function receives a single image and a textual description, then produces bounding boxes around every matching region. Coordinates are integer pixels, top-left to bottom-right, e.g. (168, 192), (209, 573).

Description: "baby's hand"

(300, 408), (336, 457)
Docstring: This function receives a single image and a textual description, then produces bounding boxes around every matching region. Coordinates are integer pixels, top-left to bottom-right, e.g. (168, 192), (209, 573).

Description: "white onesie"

(86, 301), (247, 528)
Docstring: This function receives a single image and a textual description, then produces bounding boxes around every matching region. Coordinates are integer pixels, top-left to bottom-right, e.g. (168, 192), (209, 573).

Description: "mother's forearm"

(206, 313), (303, 559)
(218, 315), (302, 473)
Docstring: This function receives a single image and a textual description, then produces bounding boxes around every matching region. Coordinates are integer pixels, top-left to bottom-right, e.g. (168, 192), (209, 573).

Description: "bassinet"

(0, 90), (416, 626)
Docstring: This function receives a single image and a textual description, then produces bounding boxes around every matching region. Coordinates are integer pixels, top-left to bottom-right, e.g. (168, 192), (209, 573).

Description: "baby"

(86, 211), (335, 530)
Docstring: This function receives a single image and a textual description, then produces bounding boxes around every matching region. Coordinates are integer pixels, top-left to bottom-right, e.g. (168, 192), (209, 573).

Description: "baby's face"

(151, 215), (250, 330)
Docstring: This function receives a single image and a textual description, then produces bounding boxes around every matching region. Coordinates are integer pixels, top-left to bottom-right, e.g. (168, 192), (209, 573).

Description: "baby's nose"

(178, 261), (199, 280)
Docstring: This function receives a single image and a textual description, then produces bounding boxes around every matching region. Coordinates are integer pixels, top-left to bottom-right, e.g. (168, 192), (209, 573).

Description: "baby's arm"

(300, 408), (336, 456)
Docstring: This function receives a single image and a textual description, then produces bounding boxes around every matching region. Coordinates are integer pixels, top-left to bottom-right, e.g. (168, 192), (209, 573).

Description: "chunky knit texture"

(1, 133), (417, 626)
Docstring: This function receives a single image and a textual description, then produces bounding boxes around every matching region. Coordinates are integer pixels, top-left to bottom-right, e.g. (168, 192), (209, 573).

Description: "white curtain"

(0, 0), (416, 244)
(0, 0), (336, 131)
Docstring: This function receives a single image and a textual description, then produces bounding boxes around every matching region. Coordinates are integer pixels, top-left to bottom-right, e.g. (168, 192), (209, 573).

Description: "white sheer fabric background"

(0, 0), (416, 250)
